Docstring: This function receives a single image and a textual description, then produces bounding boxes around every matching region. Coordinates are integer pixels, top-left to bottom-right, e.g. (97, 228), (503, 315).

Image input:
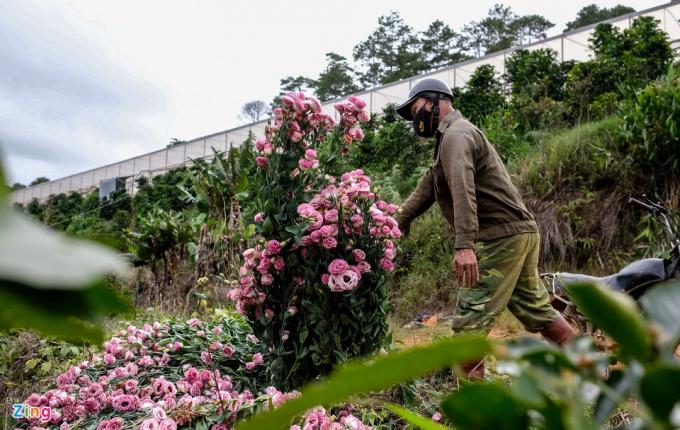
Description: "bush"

(620, 69), (680, 174)
(480, 110), (527, 162)
(228, 94), (396, 390)
(565, 16), (673, 122)
(452, 64), (505, 124)
(510, 96), (569, 132)
(387, 209), (456, 322)
(590, 91), (620, 120)
(504, 49), (571, 101)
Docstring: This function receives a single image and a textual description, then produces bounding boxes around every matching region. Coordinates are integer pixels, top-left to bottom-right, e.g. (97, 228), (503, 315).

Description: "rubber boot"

(459, 359), (485, 380)
(541, 315), (577, 346)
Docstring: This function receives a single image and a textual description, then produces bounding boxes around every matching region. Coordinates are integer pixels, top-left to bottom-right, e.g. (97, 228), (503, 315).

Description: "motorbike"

(541, 195), (680, 336)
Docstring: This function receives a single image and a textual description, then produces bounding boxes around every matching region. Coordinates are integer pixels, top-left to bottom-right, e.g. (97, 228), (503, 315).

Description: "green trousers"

(451, 232), (559, 334)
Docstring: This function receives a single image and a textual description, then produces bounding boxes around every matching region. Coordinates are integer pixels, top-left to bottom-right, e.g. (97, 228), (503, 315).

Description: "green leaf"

(0, 284), (106, 344)
(565, 282), (651, 362)
(0, 207), (128, 289)
(510, 373), (545, 409)
(25, 358), (40, 370)
(237, 336), (491, 430)
(285, 225), (301, 236)
(261, 218), (273, 235)
(593, 365), (643, 424)
(385, 403), (449, 430)
(639, 365), (680, 421)
(440, 382), (528, 430)
(40, 362), (52, 373)
(640, 280), (680, 354)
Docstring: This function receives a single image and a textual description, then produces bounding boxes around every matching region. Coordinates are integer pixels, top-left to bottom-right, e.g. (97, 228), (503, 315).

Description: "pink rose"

(26, 393), (41, 406)
(261, 273), (274, 285)
(200, 352), (212, 365)
(112, 394), (137, 412)
(267, 240), (281, 254)
(184, 367), (199, 383)
(298, 159), (313, 170)
(290, 131), (303, 142)
(125, 379), (139, 393)
(357, 261), (372, 273)
(348, 127), (365, 142)
(323, 209), (338, 223)
(309, 212), (324, 230)
(343, 101), (358, 112)
(432, 412), (442, 422)
(280, 95), (295, 107)
(223, 345), (235, 357)
(321, 237), (337, 249)
(256, 156), (268, 167)
(380, 258), (395, 272)
(319, 225), (333, 237)
(189, 381), (203, 396)
(98, 418), (124, 430)
(273, 256), (285, 271)
(328, 270), (360, 292)
(307, 97), (322, 113)
(273, 107), (283, 120)
(357, 110), (370, 123)
(321, 273), (330, 284)
(140, 419), (160, 430)
(328, 258), (349, 275)
(245, 362), (255, 370)
(348, 95), (367, 109)
(254, 212), (264, 223)
(252, 353), (264, 365)
(151, 407), (167, 421)
(159, 419), (177, 430)
(352, 249), (366, 261)
(263, 142), (273, 155)
(304, 149), (317, 160)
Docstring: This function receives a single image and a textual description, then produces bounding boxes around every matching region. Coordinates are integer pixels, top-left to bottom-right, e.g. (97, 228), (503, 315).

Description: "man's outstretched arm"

(395, 167), (436, 236)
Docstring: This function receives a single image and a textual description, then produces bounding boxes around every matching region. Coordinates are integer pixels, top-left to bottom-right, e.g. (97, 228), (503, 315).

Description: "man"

(394, 78), (575, 379)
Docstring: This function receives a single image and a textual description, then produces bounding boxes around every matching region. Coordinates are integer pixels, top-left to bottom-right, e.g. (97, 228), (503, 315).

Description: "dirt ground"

(392, 309), (530, 347)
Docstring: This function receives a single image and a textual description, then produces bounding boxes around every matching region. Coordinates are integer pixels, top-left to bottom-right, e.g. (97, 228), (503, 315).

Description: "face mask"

(412, 98), (440, 138)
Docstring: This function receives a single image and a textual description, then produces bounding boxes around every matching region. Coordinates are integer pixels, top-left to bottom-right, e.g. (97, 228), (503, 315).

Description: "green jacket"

(396, 110), (538, 249)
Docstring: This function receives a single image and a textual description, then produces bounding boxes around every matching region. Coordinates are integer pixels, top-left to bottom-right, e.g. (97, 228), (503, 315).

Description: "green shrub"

(452, 64), (506, 124)
(388, 209), (456, 322)
(510, 96), (569, 132)
(620, 70), (680, 173)
(481, 109), (527, 162)
(589, 91), (620, 120)
(504, 48), (571, 101)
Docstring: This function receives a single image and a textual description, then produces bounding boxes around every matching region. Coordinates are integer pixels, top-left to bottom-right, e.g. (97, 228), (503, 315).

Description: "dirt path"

(393, 310), (530, 347)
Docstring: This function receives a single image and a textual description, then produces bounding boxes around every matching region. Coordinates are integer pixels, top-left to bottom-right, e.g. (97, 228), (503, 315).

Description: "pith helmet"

(396, 78), (454, 121)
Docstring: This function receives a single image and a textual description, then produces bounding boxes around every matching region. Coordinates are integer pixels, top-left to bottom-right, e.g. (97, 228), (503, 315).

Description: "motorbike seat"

(557, 258), (666, 296)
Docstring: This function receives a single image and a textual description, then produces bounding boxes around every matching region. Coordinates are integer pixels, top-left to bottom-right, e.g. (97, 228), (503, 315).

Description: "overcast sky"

(0, 0), (664, 185)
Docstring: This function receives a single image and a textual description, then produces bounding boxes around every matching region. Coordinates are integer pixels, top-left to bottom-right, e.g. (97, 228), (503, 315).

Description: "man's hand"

(452, 248), (479, 287)
(394, 215), (411, 238)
